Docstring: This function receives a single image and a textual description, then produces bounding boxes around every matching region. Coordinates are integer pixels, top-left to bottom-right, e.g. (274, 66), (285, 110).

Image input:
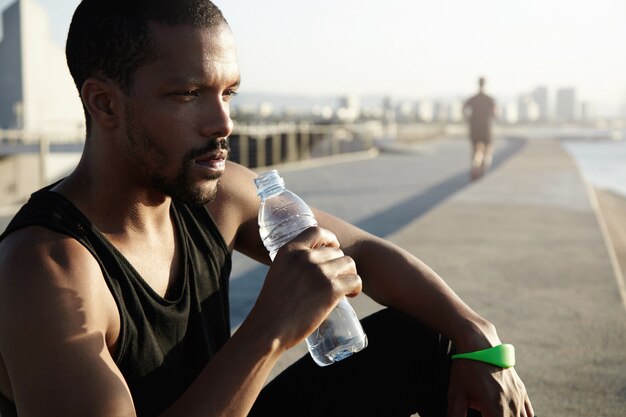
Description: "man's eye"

(181, 90), (199, 97)
(223, 90), (239, 100)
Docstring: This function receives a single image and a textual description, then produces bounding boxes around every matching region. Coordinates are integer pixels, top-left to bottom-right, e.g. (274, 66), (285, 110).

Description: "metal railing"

(229, 121), (384, 168)
(0, 120), (447, 205)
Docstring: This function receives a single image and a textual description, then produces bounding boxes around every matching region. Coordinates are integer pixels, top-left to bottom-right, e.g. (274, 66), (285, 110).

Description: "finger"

(524, 396), (535, 417)
(307, 245), (345, 263)
(288, 226), (340, 250)
(329, 258), (362, 295)
(313, 251), (360, 293)
(335, 272), (362, 298)
(319, 250), (354, 269)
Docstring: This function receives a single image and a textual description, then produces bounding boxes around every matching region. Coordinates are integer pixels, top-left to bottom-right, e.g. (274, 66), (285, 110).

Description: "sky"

(1, 0), (625, 114)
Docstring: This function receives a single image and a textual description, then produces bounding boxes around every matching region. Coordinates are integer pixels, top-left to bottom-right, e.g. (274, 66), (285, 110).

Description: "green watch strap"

(451, 344), (516, 368)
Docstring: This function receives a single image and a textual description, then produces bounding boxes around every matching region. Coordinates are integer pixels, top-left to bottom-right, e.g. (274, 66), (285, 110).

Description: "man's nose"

(200, 97), (234, 139)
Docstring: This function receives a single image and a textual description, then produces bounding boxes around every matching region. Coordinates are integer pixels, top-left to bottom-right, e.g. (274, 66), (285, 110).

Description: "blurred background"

(0, 0), (625, 208)
(0, 0), (626, 205)
(2, 2), (626, 414)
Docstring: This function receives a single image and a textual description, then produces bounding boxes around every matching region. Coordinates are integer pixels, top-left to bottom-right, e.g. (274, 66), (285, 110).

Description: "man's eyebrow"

(163, 76), (205, 85)
(230, 77), (241, 88)
(164, 75), (241, 88)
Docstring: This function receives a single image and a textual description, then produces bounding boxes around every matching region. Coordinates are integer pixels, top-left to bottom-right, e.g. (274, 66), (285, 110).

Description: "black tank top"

(0, 186), (232, 416)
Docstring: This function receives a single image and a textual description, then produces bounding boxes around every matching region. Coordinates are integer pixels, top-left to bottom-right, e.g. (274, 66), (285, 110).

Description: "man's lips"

(194, 151), (227, 170)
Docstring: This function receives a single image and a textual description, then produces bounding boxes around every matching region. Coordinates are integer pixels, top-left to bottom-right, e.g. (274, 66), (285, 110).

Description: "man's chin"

(169, 180), (219, 206)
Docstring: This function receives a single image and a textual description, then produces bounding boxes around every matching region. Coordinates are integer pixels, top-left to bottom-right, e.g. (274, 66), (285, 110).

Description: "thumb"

(290, 226), (340, 250)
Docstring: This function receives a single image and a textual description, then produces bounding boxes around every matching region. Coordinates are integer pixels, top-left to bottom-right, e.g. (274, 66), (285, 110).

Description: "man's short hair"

(66, 0), (228, 133)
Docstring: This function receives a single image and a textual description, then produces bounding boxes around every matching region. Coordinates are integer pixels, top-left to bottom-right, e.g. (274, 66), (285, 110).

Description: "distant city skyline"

(1, 0), (625, 117)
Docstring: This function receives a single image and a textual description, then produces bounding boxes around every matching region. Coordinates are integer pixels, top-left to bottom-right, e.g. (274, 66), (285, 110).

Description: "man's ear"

(81, 78), (123, 130)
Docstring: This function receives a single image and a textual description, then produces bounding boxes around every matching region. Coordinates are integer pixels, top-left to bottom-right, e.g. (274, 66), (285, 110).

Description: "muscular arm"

(313, 211), (498, 350)
(0, 224), (284, 417)
(0, 228), (135, 417)
(212, 162), (496, 350)
(312, 197), (532, 416)
(213, 161), (533, 416)
(163, 226), (359, 417)
(0, 209), (359, 417)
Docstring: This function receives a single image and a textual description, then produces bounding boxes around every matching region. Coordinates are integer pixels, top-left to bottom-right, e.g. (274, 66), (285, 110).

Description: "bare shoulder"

(0, 225), (119, 354)
(208, 161), (269, 262)
(0, 226), (130, 414)
(0, 225), (111, 315)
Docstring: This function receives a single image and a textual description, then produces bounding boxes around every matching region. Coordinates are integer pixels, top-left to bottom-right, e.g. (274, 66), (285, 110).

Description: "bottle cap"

(254, 170), (285, 196)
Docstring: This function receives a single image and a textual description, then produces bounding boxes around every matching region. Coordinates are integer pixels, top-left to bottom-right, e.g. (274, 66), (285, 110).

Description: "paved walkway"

(230, 135), (626, 416)
(386, 137), (626, 416)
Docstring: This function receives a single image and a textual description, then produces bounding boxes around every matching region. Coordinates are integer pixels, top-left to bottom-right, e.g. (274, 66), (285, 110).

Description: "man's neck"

(53, 146), (181, 298)
(53, 146), (174, 240)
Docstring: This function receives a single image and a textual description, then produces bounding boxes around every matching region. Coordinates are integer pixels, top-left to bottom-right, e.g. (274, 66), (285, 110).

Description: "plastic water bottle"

(254, 170), (368, 366)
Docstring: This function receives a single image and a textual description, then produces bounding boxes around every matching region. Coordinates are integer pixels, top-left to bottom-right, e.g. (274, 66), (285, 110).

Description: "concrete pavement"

(235, 135), (626, 416)
(386, 138), (626, 416)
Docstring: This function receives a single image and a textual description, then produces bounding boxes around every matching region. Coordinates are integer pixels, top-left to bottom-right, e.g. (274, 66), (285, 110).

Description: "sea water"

(563, 133), (626, 198)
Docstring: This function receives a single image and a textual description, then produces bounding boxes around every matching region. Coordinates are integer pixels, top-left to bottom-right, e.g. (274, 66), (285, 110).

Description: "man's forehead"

(137, 22), (239, 86)
(148, 21), (237, 58)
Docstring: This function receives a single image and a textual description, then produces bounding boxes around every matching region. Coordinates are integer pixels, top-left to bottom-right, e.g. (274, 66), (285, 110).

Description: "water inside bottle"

(307, 333), (368, 366)
(255, 170), (367, 366)
(305, 297), (368, 366)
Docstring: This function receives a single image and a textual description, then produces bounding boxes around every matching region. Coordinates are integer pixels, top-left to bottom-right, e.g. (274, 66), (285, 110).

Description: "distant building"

(431, 99), (463, 123)
(555, 87), (577, 122)
(432, 101), (448, 123)
(501, 102), (519, 124)
(579, 101), (595, 122)
(381, 95), (396, 124)
(517, 95), (540, 123)
(447, 99), (464, 123)
(258, 102), (274, 118)
(531, 86), (549, 121)
(415, 100), (434, 122)
(0, 0), (84, 136)
(396, 100), (414, 122)
(336, 94), (361, 122)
